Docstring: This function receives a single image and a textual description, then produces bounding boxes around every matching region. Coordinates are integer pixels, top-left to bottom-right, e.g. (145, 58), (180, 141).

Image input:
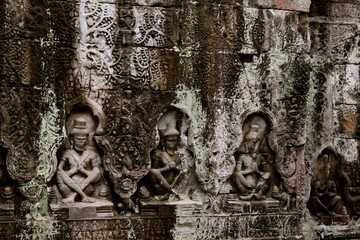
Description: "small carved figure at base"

(117, 178), (136, 212)
(117, 199), (135, 212)
(56, 118), (104, 204)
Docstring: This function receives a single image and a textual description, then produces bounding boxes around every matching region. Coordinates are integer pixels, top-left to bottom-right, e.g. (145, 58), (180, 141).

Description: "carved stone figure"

(56, 117), (103, 203)
(141, 110), (187, 201)
(232, 115), (275, 201)
(104, 136), (147, 212)
(274, 147), (298, 210)
(308, 153), (348, 221)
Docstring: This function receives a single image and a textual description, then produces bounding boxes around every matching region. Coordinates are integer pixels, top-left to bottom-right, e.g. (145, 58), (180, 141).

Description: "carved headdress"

(157, 110), (180, 137)
(70, 117), (89, 136)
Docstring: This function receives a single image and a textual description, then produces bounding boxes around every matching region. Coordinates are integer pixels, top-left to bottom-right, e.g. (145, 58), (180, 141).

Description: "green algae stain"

(17, 86), (63, 239)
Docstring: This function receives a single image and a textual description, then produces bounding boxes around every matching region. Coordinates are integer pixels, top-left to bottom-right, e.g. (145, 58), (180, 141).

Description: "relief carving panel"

(228, 111), (305, 211)
(105, 135), (147, 212)
(119, 6), (179, 48)
(139, 108), (193, 202)
(231, 113), (277, 201)
(51, 96), (113, 217)
(56, 117), (107, 203)
(308, 149), (350, 225)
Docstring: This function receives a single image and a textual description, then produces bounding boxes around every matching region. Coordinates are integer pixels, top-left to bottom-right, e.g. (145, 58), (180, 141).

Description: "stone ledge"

(247, 0), (311, 12)
(224, 194), (283, 214)
(140, 199), (202, 216)
(50, 201), (114, 220)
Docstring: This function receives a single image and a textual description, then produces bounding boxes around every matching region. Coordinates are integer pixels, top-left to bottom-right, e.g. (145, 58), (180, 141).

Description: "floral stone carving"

(274, 146), (299, 210)
(0, 106), (15, 218)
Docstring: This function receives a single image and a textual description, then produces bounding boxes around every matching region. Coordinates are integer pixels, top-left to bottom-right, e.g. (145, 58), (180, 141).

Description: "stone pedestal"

(50, 201), (114, 220)
(224, 194), (281, 213)
(140, 199), (202, 216)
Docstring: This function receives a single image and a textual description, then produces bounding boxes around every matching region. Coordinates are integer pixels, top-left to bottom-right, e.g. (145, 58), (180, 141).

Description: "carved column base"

(50, 201), (114, 220)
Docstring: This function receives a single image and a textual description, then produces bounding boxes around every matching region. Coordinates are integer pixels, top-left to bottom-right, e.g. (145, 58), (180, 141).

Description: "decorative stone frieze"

(1, 0), (360, 239)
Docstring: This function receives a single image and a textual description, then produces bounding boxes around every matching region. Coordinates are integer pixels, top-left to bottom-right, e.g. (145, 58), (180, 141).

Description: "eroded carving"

(140, 109), (188, 201)
(57, 118), (104, 203)
(53, 97), (111, 208)
(232, 114), (276, 201)
(120, 7), (178, 48)
(308, 150), (349, 224)
(105, 136), (147, 212)
(274, 146), (298, 210)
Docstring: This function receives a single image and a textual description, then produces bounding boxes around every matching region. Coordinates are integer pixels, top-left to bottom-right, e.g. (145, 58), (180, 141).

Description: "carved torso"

(152, 149), (180, 185)
(61, 149), (100, 171)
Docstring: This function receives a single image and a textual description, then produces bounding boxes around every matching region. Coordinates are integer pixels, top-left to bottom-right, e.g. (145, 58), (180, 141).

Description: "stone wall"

(0, 0), (360, 239)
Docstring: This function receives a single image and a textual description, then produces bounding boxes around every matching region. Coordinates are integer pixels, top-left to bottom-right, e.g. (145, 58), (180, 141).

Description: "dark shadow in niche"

(0, 104), (15, 220)
(0, 145), (16, 222)
(308, 148), (350, 225)
(0, 146), (15, 201)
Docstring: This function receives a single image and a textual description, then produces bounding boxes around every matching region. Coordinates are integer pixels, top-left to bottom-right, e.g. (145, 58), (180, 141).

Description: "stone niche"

(1, 0), (360, 238)
(138, 107), (200, 215)
(308, 148), (355, 225)
(222, 111), (301, 239)
(50, 97), (114, 219)
(229, 113), (277, 201)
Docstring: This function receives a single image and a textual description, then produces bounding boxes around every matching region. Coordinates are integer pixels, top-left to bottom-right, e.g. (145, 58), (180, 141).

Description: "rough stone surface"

(248, 0), (311, 12)
(0, 0), (360, 239)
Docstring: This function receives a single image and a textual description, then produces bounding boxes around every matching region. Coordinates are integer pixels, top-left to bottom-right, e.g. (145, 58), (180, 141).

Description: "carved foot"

(169, 192), (182, 201)
(239, 193), (254, 201)
(82, 196), (96, 203)
(328, 211), (336, 216)
(61, 196), (75, 204)
(155, 194), (170, 201)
